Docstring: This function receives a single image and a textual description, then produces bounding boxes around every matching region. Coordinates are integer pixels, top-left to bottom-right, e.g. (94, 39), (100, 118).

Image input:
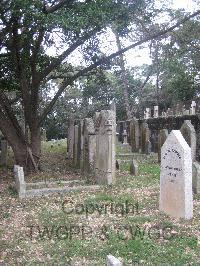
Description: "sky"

(47, 0), (199, 71)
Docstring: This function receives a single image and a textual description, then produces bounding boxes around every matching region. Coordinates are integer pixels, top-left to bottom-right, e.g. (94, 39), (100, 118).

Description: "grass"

(0, 140), (199, 265)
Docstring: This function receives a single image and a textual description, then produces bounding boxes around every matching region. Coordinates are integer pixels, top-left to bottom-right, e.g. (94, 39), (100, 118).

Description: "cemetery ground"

(0, 140), (199, 265)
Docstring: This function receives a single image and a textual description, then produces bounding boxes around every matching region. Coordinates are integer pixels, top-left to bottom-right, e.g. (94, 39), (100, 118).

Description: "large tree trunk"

(0, 112), (41, 174)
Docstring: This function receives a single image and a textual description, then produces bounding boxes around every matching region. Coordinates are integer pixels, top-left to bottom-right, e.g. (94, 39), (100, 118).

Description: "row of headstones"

(144, 101), (197, 119)
(67, 109), (116, 185)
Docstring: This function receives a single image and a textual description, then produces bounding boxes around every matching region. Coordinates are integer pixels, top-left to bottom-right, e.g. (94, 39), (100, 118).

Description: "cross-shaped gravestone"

(159, 130), (193, 219)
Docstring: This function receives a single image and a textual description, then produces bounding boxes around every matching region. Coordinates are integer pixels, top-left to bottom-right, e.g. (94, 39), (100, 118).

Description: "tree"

(0, 0), (199, 172)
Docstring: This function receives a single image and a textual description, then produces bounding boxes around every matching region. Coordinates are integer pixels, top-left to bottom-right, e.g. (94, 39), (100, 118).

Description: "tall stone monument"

(95, 110), (116, 185)
(159, 130), (193, 219)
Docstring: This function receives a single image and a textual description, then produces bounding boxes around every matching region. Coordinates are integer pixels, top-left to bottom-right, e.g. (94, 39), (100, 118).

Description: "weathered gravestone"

(0, 139), (8, 167)
(180, 120), (196, 161)
(73, 125), (79, 166)
(14, 165), (26, 198)
(141, 122), (150, 154)
(159, 130), (193, 219)
(82, 118), (96, 175)
(130, 119), (140, 152)
(158, 129), (168, 163)
(122, 130), (128, 145)
(130, 159), (139, 176)
(95, 110), (116, 185)
(192, 162), (200, 194)
(67, 118), (74, 159)
(107, 255), (123, 266)
(77, 120), (84, 169)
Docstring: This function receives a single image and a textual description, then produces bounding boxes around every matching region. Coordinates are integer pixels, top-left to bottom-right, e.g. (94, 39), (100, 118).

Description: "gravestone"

(77, 120), (84, 169)
(110, 100), (116, 113)
(130, 119), (139, 152)
(0, 139), (8, 166)
(107, 255), (123, 266)
(180, 120), (196, 161)
(192, 162), (200, 194)
(95, 110), (116, 185)
(41, 128), (47, 142)
(122, 130), (128, 145)
(158, 129), (168, 163)
(141, 122), (150, 154)
(116, 159), (121, 170)
(73, 125), (79, 166)
(14, 165), (26, 198)
(190, 101), (196, 115)
(82, 118), (96, 175)
(67, 118), (74, 159)
(159, 130), (193, 219)
(154, 106), (159, 118)
(145, 108), (151, 119)
(130, 159), (138, 176)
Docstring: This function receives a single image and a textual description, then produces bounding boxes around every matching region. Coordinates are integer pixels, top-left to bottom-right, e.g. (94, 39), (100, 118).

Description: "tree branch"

(39, 27), (100, 82)
(38, 9), (200, 126)
(43, 0), (74, 14)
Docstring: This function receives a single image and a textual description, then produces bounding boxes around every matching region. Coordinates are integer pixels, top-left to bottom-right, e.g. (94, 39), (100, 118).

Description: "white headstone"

(107, 255), (123, 266)
(159, 130), (193, 219)
(190, 101), (196, 115)
(14, 165), (26, 198)
(154, 106), (159, 118)
(145, 108), (151, 119)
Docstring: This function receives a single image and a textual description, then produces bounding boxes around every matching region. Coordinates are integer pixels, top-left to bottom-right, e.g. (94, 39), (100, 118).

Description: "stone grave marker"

(141, 122), (150, 154)
(82, 118), (96, 175)
(192, 162), (200, 194)
(73, 125), (79, 166)
(159, 130), (193, 219)
(14, 165), (26, 198)
(158, 129), (168, 163)
(122, 130), (128, 145)
(130, 159), (139, 176)
(190, 101), (196, 115)
(67, 118), (74, 159)
(130, 119), (139, 152)
(107, 255), (123, 266)
(180, 120), (196, 161)
(154, 106), (159, 118)
(95, 110), (116, 185)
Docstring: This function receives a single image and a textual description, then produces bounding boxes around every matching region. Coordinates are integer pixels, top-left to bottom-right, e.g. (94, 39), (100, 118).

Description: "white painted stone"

(107, 255), (123, 266)
(159, 130), (193, 219)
